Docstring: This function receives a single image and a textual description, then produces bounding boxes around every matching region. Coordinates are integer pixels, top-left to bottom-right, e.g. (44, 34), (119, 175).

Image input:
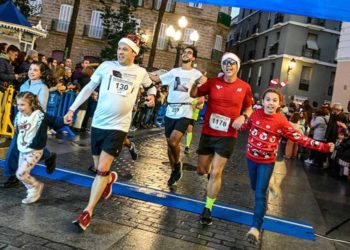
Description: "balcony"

(217, 12), (231, 27)
(51, 19), (70, 33)
(307, 17), (325, 27)
(274, 14), (284, 24)
(302, 45), (320, 59)
(211, 49), (223, 62)
(269, 42), (279, 55)
(83, 25), (106, 40)
(251, 24), (259, 35)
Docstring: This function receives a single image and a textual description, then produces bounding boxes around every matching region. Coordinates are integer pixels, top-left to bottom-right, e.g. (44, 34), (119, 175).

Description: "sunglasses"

(222, 58), (237, 66)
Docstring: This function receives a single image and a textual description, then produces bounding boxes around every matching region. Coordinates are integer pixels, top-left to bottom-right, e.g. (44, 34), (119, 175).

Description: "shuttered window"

(214, 35), (223, 51)
(89, 10), (103, 39)
(58, 4), (72, 32)
(183, 28), (195, 44)
(154, 23), (168, 50)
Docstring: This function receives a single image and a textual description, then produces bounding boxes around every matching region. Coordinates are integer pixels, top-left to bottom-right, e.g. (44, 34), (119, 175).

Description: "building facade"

(28, 0), (231, 76)
(227, 9), (341, 105)
(332, 22), (350, 112)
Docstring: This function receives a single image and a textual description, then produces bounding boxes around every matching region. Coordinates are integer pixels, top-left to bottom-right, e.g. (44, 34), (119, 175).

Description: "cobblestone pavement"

(0, 125), (347, 249)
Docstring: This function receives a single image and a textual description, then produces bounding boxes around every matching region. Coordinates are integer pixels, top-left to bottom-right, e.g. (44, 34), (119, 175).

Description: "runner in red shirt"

(190, 53), (254, 225)
(240, 88), (335, 245)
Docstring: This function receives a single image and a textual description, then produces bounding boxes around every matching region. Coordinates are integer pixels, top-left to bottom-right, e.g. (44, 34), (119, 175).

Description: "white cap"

(221, 52), (241, 72)
(118, 37), (140, 55)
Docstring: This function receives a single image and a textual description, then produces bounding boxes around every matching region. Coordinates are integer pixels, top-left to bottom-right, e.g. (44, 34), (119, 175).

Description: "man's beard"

(182, 58), (191, 64)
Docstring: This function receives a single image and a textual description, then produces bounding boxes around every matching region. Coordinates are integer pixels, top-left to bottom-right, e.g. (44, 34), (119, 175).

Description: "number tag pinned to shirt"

(167, 104), (184, 116)
(110, 76), (132, 96)
(209, 113), (231, 132)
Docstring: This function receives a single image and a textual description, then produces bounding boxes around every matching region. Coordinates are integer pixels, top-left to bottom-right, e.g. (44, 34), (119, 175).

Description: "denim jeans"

(4, 135), (51, 177)
(246, 159), (275, 230)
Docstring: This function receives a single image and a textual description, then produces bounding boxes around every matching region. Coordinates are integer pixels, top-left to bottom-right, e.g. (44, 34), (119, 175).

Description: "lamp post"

(165, 16), (199, 67)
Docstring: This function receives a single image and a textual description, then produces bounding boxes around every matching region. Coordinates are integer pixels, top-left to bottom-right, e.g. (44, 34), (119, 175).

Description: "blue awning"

(0, 0), (32, 27)
(178, 0), (350, 22)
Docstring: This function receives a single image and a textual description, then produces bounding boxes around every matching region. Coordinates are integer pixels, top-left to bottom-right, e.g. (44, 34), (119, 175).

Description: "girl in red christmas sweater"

(240, 88), (334, 245)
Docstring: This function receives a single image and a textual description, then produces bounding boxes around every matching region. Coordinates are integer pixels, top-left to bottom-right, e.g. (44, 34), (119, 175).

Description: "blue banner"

(178, 0), (350, 22)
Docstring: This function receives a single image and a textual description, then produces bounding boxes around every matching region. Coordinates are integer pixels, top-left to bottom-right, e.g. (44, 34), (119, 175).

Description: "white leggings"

(16, 150), (43, 190)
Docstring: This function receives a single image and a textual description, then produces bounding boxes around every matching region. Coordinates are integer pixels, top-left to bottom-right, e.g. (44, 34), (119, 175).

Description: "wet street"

(0, 124), (349, 250)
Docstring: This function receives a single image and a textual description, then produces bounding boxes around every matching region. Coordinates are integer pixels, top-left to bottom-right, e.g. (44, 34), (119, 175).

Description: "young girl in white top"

(15, 92), (45, 204)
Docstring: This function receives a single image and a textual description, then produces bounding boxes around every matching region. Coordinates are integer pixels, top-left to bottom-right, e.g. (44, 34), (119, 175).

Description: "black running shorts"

(196, 134), (236, 159)
(164, 116), (192, 138)
(91, 127), (127, 157)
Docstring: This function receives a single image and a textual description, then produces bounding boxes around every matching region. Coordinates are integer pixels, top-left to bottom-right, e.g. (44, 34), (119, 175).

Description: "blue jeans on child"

(246, 159), (275, 230)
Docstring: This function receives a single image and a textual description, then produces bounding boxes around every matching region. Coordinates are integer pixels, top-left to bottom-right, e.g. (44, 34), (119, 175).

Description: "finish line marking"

(0, 160), (314, 240)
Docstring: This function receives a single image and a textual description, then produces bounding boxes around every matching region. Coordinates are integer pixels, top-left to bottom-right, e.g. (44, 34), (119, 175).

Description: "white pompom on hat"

(118, 37), (140, 55)
(221, 52), (241, 72)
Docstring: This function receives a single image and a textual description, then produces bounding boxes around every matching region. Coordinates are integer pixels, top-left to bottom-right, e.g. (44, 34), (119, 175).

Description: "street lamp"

(165, 16), (199, 67)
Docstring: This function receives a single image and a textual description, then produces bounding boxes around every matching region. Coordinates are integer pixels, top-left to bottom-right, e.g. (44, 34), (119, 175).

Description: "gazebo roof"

(0, 0), (46, 37)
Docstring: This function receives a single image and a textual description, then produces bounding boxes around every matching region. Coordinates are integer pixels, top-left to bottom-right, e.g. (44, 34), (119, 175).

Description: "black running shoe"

(167, 170), (176, 186)
(45, 152), (57, 174)
(184, 147), (190, 154)
(88, 165), (97, 174)
(129, 142), (138, 160)
(173, 162), (183, 182)
(200, 208), (213, 226)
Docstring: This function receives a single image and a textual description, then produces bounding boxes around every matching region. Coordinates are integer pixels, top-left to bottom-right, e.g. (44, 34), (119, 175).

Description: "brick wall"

(33, 0), (229, 72)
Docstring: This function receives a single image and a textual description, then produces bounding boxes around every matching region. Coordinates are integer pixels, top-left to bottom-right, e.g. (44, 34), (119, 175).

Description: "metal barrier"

(0, 86), (15, 137)
(47, 90), (76, 137)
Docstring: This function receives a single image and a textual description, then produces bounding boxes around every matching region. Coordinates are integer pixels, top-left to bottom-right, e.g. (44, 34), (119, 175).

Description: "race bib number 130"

(209, 113), (231, 132)
(110, 76), (132, 96)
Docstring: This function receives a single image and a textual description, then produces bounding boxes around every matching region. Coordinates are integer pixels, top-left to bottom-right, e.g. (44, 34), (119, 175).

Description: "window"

(328, 72), (335, 96)
(154, 0), (175, 12)
(263, 36), (268, 57)
(52, 50), (64, 63)
(267, 12), (271, 28)
(306, 33), (319, 50)
(214, 35), (223, 51)
(183, 28), (195, 45)
(247, 67), (252, 83)
(219, 6), (230, 14)
(57, 4), (73, 32)
(269, 63), (275, 81)
(89, 10), (103, 39)
(154, 23), (168, 50)
(189, 2), (202, 8)
(131, 18), (141, 32)
(299, 66), (312, 91)
(138, 0), (143, 6)
(256, 66), (262, 86)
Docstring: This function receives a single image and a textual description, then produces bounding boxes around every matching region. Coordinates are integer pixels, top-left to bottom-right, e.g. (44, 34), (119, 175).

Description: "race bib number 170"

(209, 113), (231, 132)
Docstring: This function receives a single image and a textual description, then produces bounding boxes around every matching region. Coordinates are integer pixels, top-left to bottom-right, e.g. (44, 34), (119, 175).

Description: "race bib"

(209, 113), (231, 132)
(167, 104), (184, 117)
(109, 76), (132, 96)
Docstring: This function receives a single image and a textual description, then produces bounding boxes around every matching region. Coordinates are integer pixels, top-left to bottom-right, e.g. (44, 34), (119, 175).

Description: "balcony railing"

(302, 45), (320, 59)
(83, 25), (106, 39)
(307, 17), (325, 26)
(274, 14), (284, 24)
(217, 12), (231, 27)
(51, 19), (70, 33)
(299, 79), (310, 91)
(269, 42), (279, 55)
(251, 24), (259, 34)
(211, 49), (223, 62)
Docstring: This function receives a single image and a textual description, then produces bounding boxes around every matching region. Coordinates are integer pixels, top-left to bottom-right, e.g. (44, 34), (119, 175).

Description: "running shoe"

(45, 152), (57, 174)
(167, 170), (176, 186)
(129, 142), (138, 160)
(184, 147), (190, 154)
(101, 171), (118, 200)
(199, 207), (212, 225)
(72, 210), (92, 231)
(246, 227), (260, 245)
(22, 182), (44, 204)
(173, 161), (183, 182)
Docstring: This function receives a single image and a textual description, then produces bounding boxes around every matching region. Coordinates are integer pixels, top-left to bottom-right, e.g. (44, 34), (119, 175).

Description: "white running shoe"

(22, 183), (44, 204)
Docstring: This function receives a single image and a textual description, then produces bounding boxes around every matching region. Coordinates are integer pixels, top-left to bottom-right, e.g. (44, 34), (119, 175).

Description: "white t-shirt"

(70, 61), (155, 132)
(15, 110), (44, 153)
(160, 67), (202, 119)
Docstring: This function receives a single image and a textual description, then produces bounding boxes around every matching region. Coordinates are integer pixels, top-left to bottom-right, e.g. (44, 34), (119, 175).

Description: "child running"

(240, 88), (334, 244)
(14, 92), (67, 204)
